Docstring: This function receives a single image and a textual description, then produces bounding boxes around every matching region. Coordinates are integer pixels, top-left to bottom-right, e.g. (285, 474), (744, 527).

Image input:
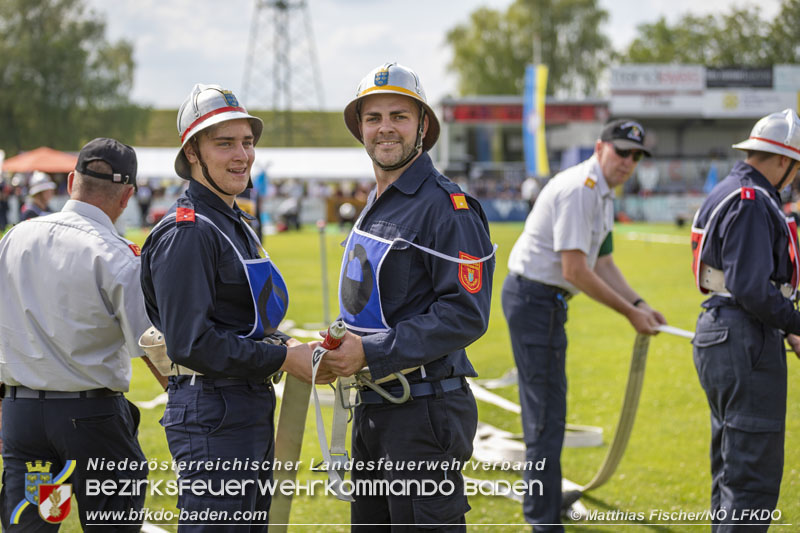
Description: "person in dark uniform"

(140, 83), (334, 532)
(691, 108), (800, 532)
(319, 63), (496, 531)
(0, 138), (148, 532)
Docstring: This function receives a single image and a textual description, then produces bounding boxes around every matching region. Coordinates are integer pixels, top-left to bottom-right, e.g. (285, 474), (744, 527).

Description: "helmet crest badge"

(374, 68), (389, 87)
(223, 91), (239, 107)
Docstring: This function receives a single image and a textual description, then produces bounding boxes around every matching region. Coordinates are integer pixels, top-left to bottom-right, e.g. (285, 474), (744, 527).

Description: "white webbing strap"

(311, 344), (354, 502)
(330, 377), (356, 458)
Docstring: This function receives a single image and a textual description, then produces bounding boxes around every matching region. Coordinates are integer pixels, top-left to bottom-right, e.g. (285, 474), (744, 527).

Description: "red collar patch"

(176, 207), (196, 222)
(128, 244), (141, 256)
(741, 187), (755, 200)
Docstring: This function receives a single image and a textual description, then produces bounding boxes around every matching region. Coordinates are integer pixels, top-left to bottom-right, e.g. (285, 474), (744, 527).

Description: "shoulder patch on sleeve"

(458, 252), (482, 293)
(450, 193), (469, 210)
(741, 187), (755, 200)
(128, 243), (141, 256)
(584, 176), (596, 189)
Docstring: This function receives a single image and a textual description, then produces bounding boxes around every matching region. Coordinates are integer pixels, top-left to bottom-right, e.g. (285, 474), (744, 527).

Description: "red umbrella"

(2, 147), (78, 174)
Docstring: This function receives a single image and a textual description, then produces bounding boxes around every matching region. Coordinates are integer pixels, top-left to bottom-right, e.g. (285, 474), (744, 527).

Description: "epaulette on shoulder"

(433, 174), (472, 211)
(112, 233), (141, 257)
(740, 187), (756, 201)
(175, 197), (196, 227)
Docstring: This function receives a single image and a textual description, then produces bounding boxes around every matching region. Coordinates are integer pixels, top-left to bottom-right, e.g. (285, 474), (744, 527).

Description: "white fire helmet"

(28, 171), (56, 196)
(732, 108), (800, 163)
(343, 62), (440, 152)
(175, 83), (263, 179)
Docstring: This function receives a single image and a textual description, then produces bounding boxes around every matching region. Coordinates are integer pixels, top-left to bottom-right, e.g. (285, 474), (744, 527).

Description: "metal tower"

(242, 0), (325, 146)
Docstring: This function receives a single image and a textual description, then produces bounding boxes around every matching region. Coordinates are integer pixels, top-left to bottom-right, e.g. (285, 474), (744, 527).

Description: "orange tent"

(2, 147), (78, 174)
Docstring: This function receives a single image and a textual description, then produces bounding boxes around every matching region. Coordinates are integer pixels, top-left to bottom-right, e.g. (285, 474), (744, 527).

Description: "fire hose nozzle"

(322, 319), (347, 350)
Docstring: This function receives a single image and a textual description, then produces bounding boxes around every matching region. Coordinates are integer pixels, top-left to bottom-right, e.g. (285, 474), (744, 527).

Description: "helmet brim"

(732, 138), (800, 163)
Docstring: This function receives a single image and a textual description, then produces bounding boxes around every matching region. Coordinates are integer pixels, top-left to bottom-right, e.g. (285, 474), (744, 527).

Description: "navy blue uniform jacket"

(141, 180), (287, 378)
(354, 152), (495, 381)
(694, 161), (800, 334)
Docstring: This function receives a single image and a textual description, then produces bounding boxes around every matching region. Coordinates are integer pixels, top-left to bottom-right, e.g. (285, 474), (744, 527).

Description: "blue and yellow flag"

(523, 64), (549, 178)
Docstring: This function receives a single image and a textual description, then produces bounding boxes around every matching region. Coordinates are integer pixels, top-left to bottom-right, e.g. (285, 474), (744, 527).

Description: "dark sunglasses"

(614, 146), (644, 162)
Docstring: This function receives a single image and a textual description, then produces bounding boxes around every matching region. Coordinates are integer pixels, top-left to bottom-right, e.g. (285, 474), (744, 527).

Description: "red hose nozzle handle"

(321, 319), (346, 350)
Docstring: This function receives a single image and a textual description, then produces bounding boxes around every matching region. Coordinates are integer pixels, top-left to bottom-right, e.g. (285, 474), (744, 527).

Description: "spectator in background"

(521, 176), (542, 209)
(136, 183), (153, 227)
(21, 171), (56, 221)
(0, 179), (9, 230)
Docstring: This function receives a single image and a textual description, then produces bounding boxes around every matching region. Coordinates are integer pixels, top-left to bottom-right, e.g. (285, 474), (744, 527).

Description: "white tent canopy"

(134, 146), (375, 183)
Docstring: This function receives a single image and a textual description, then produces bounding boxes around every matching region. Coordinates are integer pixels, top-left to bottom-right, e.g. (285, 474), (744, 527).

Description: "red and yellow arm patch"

(458, 252), (482, 293)
(450, 193), (469, 210)
(128, 243), (141, 256)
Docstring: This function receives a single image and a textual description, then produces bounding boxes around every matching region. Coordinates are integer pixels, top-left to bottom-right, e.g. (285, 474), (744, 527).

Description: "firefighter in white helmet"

(320, 63), (495, 530)
(140, 83), (334, 531)
(21, 170), (56, 220)
(691, 108), (800, 531)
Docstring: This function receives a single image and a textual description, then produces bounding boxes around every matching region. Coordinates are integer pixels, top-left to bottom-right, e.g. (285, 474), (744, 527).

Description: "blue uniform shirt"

(353, 152), (495, 381)
(694, 160), (800, 334)
(141, 180), (287, 378)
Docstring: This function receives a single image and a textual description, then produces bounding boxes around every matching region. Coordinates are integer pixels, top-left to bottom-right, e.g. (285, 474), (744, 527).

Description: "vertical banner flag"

(523, 64), (549, 177)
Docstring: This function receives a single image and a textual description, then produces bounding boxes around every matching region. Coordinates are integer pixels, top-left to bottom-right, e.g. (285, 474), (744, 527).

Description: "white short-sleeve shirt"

(0, 200), (151, 391)
(507, 155), (614, 294)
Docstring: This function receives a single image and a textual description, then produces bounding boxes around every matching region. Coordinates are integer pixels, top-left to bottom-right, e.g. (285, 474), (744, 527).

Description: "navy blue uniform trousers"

(693, 306), (786, 533)
(502, 274), (567, 533)
(350, 383), (478, 532)
(0, 394), (147, 532)
(160, 376), (275, 532)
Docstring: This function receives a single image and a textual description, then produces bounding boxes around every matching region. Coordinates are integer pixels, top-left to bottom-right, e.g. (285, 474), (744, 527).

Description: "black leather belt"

(4, 385), (122, 400)
(171, 375), (272, 388)
(359, 376), (466, 404)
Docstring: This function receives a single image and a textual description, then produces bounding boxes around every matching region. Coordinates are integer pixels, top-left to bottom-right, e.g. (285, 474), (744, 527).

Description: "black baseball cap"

(600, 119), (652, 156)
(76, 138), (137, 185)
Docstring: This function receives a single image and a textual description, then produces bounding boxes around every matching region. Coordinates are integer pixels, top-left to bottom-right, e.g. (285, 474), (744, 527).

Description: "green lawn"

(4, 221), (798, 532)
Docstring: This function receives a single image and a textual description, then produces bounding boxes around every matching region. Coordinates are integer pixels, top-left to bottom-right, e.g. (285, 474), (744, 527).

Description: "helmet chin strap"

(776, 159), (798, 192)
(373, 104), (426, 172)
(190, 137), (241, 197)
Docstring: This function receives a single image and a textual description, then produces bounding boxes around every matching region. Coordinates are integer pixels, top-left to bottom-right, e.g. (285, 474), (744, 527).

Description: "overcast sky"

(86, 0), (781, 111)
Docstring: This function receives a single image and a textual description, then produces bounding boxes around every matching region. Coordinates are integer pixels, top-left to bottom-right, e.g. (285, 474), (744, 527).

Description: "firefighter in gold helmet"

(320, 63), (496, 530)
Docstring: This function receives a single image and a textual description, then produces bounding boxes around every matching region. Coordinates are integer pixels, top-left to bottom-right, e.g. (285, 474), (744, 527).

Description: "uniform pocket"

(369, 221), (417, 305)
(692, 327), (733, 386)
(722, 412), (784, 495)
(411, 492), (469, 529)
(159, 403), (186, 428)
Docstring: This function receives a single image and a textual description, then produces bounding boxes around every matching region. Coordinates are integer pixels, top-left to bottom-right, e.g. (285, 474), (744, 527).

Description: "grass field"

(4, 221), (799, 532)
